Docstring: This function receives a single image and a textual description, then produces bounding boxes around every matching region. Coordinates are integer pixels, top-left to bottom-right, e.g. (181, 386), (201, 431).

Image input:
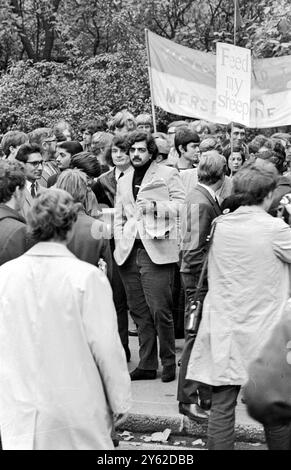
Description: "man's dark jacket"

(181, 185), (221, 274)
(0, 204), (32, 266)
(92, 168), (116, 208)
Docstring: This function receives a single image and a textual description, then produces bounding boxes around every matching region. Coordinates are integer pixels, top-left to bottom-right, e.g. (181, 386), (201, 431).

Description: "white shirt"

(26, 180), (39, 195)
(115, 166), (131, 182)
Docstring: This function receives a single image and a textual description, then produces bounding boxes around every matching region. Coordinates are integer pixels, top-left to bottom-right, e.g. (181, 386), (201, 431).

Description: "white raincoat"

(187, 206), (291, 386)
(0, 242), (131, 450)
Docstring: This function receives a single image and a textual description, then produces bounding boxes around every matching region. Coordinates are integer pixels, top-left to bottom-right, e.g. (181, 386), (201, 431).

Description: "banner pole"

(231, 0), (238, 156)
(145, 29), (157, 133)
(234, 0), (237, 46)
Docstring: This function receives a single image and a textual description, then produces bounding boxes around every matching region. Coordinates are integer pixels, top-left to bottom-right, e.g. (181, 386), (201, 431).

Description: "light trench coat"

(0, 242), (131, 450)
(187, 206), (291, 386)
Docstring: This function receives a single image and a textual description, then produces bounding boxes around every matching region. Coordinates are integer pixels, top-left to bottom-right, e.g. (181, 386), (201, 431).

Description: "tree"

(0, 0), (291, 132)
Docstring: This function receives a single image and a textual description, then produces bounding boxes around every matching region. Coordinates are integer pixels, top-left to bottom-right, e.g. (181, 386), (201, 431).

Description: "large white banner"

(147, 30), (291, 128)
(216, 42), (251, 126)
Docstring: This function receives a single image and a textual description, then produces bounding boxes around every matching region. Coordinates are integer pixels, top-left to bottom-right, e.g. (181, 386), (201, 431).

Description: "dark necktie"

(31, 182), (36, 198)
(118, 171), (124, 180)
(215, 196), (220, 209)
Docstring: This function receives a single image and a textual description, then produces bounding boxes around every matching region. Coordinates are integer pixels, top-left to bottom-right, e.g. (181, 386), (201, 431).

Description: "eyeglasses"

(27, 160), (43, 167)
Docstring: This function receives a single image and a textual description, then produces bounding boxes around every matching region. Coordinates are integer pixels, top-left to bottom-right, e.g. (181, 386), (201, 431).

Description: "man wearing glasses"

(15, 143), (44, 220)
(28, 128), (59, 187)
(114, 130), (185, 383)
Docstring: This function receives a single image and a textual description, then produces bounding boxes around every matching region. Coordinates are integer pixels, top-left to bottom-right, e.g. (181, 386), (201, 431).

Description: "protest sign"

(147, 30), (291, 128)
(216, 42), (251, 126)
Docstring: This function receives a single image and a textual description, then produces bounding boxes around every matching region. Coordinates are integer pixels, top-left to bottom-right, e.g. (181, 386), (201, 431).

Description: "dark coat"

(92, 169), (116, 208)
(180, 184), (221, 274)
(67, 209), (113, 281)
(47, 174), (58, 188)
(269, 175), (291, 217)
(0, 204), (33, 266)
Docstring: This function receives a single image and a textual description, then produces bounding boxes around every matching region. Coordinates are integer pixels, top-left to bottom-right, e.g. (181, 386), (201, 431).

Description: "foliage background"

(0, 0), (291, 133)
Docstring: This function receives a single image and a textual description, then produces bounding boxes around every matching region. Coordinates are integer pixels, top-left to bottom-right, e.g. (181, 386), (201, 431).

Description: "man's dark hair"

(112, 134), (131, 153)
(0, 160), (26, 203)
(256, 149), (286, 175)
(104, 134), (131, 167)
(233, 159), (278, 205)
(15, 143), (42, 164)
(128, 130), (158, 160)
(226, 122), (246, 134)
(174, 128), (200, 157)
(57, 141), (83, 156)
(1, 131), (28, 157)
(272, 140), (286, 160)
(71, 152), (101, 178)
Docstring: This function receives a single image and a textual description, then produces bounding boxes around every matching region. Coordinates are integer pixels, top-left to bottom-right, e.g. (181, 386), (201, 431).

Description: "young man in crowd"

(0, 160), (33, 265)
(114, 130), (185, 383)
(1, 131), (28, 160)
(109, 110), (136, 136)
(47, 141), (83, 187)
(80, 119), (105, 151)
(28, 128), (59, 188)
(175, 127), (201, 170)
(136, 114), (153, 133)
(223, 122), (249, 158)
(15, 143), (44, 220)
(92, 134), (133, 362)
(91, 131), (114, 174)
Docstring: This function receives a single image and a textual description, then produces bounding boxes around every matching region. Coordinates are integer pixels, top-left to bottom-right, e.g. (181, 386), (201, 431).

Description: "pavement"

(117, 335), (266, 444)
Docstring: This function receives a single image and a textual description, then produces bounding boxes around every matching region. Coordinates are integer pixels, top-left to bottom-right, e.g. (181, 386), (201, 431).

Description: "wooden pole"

(145, 29), (157, 133)
(234, 0), (237, 46)
(231, 0), (238, 156)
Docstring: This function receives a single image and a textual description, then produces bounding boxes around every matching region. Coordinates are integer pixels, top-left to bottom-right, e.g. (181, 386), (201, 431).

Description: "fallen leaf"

(192, 439), (206, 446)
(140, 429), (172, 443)
(150, 428), (171, 442)
(118, 431), (132, 437)
(123, 436), (134, 441)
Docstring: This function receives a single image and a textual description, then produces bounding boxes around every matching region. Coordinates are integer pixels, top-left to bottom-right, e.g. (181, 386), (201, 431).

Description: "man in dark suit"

(0, 160), (33, 266)
(47, 141), (83, 188)
(92, 134), (132, 208)
(15, 143), (44, 220)
(178, 152), (225, 421)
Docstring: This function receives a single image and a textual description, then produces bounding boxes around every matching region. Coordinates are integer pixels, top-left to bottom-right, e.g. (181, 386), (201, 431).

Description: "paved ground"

(118, 335), (265, 444)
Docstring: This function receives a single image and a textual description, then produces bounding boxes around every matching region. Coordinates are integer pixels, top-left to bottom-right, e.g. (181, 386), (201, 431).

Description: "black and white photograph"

(0, 0), (291, 456)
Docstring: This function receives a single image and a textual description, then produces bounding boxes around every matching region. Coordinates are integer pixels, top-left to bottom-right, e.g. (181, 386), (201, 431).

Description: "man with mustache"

(114, 130), (185, 383)
(15, 143), (45, 220)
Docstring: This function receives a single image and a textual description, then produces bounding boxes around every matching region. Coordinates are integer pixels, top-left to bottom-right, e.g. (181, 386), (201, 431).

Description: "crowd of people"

(1, 109), (291, 450)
